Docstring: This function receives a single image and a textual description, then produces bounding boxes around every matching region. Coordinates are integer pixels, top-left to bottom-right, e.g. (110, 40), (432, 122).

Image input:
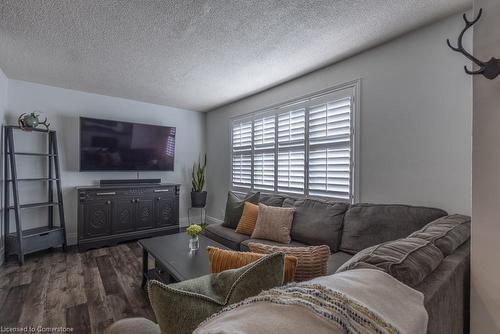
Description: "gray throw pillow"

(259, 194), (287, 207)
(222, 191), (260, 229)
(408, 214), (470, 256)
(336, 237), (443, 287)
(283, 198), (349, 252)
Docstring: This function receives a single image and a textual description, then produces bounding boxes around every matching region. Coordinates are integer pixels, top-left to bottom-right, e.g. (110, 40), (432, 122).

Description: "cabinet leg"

(142, 248), (148, 288)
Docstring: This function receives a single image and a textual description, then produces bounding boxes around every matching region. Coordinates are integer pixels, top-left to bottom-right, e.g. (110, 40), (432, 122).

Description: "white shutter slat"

(254, 116), (275, 149)
(277, 150), (305, 194)
(278, 109), (305, 143)
(277, 108), (306, 194)
(253, 152), (275, 191)
(232, 122), (252, 145)
(308, 97), (352, 200)
(232, 119), (253, 189)
(232, 153), (252, 188)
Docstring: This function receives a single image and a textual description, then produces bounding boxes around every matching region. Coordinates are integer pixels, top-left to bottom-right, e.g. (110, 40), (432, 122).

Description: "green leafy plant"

(186, 224), (203, 237)
(192, 154), (207, 192)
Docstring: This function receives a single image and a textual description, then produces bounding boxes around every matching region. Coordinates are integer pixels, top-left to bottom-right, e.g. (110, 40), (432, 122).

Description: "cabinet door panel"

(112, 198), (136, 233)
(155, 194), (178, 227)
(83, 200), (111, 238)
(136, 198), (155, 230)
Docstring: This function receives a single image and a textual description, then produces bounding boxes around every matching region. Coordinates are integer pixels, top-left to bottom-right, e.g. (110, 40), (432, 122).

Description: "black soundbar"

(100, 179), (161, 186)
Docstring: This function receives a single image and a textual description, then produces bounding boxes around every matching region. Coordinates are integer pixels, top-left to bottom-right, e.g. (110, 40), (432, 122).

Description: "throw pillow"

(336, 237), (444, 287)
(222, 191), (260, 229)
(148, 253), (285, 334)
(207, 246), (297, 283)
(248, 242), (330, 282)
(251, 203), (294, 243)
(235, 202), (259, 235)
(408, 214), (470, 256)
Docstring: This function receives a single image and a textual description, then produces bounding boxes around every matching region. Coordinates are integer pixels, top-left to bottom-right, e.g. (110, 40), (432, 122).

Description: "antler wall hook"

(447, 8), (500, 80)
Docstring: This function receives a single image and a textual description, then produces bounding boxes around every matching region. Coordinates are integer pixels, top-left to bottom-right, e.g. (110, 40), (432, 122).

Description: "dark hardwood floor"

(0, 243), (155, 334)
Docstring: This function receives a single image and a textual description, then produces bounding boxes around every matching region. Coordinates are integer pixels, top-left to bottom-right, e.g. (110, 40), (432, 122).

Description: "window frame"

(230, 79), (360, 203)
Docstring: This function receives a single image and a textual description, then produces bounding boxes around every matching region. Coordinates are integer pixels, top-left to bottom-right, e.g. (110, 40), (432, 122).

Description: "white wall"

(471, 1), (500, 333)
(6, 80), (206, 245)
(206, 13), (473, 221)
(0, 67), (7, 262)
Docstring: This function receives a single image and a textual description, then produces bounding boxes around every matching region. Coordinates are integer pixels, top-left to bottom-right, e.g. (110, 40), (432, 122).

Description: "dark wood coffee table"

(139, 233), (229, 286)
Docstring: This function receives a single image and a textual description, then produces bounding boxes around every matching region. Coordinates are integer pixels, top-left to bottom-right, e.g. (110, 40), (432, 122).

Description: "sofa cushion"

(204, 223), (249, 250)
(283, 198), (349, 252)
(248, 243), (330, 282)
(339, 204), (447, 254)
(148, 253), (285, 334)
(207, 246), (298, 283)
(251, 204), (295, 244)
(408, 214), (470, 256)
(259, 194), (287, 207)
(326, 251), (353, 275)
(336, 237), (444, 287)
(239, 238), (307, 252)
(222, 192), (260, 229)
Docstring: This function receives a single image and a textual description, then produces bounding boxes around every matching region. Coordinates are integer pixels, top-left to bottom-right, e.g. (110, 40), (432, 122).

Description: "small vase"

(189, 235), (199, 251)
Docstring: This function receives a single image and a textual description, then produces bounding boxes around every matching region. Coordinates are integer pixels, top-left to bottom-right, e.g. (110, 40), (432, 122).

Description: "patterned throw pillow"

(248, 242), (330, 282)
(251, 203), (295, 243)
(222, 192), (260, 229)
(207, 246), (297, 283)
(235, 202), (259, 235)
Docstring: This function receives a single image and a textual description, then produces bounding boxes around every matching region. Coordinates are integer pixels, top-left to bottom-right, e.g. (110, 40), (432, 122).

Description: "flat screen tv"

(80, 117), (176, 171)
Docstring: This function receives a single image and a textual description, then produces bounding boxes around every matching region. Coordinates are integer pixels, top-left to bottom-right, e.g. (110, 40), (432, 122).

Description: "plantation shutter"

(308, 97), (352, 200)
(253, 115), (275, 191)
(231, 119), (252, 189)
(277, 108), (306, 194)
(230, 82), (357, 201)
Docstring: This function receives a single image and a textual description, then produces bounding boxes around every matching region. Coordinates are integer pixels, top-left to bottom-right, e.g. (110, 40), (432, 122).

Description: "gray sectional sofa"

(204, 193), (471, 334)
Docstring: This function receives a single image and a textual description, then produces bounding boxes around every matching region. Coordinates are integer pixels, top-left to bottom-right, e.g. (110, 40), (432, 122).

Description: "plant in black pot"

(191, 154), (207, 208)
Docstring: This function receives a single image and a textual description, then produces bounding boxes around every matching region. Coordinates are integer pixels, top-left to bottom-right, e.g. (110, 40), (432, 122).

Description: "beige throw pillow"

(250, 204), (295, 244)
(251, 203), (295, 244)
(248, 242), (331, 282)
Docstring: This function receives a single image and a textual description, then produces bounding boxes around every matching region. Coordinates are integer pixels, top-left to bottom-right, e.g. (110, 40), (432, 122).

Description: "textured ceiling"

(0, 0), (471, 111)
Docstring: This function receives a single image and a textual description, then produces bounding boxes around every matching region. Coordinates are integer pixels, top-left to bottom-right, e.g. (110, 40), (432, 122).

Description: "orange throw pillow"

(235, 202), (259, 235)
(207, 246), (297, 283)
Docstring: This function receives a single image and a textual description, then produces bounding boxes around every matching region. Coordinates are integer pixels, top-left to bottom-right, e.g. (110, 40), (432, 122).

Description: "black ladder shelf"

(4, 126), (67, 265)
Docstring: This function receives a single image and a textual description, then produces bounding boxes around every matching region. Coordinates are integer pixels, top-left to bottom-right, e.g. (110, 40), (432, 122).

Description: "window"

(231, 81), (358, 202)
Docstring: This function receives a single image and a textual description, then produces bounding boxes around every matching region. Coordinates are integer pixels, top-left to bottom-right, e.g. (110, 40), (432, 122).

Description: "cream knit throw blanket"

(195, 269), (428, 334)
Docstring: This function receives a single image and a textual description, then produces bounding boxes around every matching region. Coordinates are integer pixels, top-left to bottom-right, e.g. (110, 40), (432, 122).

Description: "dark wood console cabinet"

(77, 183), (180, 251)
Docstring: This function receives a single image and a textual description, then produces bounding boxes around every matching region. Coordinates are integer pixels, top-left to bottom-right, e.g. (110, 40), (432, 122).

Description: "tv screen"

(80, 117), (176, 171)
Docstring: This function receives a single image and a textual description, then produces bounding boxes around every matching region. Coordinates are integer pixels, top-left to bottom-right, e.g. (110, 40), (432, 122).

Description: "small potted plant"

(191, 154), (207, 208)
(186, 224), (203, 251)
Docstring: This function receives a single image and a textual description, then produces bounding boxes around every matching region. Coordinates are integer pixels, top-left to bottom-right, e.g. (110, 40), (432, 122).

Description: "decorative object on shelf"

(17, 111), (50, 131)
(191, 154), (207, 208)
(447, 8), (500, 80)
(186, 224), (203, 251)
